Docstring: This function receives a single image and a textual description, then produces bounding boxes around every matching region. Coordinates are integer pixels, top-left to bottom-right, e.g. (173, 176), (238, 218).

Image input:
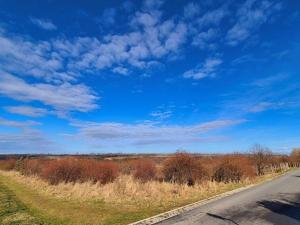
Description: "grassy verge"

(0, 178), (49, 225)
(0, 170), (290, 225)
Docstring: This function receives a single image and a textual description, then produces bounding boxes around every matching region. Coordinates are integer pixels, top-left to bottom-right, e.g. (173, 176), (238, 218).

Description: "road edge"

(129, 170), (293, 225)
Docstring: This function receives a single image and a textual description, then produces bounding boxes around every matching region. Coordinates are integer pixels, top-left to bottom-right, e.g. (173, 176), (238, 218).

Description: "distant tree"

(290, 148), (300, 167)
(250, 144), (272, 175)
(291, 148), (300, 158)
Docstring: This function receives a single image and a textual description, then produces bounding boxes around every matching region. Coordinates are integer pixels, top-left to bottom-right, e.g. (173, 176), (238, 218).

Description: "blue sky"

(0, 0), (299, 154)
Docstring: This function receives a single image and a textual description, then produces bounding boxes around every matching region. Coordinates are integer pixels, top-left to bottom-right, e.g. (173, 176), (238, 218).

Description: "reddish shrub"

(41, 157), (82, 185)
(251, 144), (272, 175)
(224, 154), (256, 179)
(198, 156), (223, 178)
(41, 158), (119, 185)
(162, 152), (207, 185)
(0, 158), (16, 171)
(133, 159), (156, 182)
(119, 160), (136, 175)
(81, 160), (119, 184)
(212, 161), (243, 183)
(290, 148), (300, 167)
(22, 159), (43, 176)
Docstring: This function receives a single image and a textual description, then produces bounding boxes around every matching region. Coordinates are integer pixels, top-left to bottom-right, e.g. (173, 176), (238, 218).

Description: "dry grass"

(0, 167), (291, 225)
(0, 152), (296, 224)
(0, 170), (253, 204)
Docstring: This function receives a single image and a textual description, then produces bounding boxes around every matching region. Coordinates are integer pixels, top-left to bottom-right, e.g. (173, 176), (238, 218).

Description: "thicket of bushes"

(162, 152), (208, 185)
(0, 146), (299, 186)
(133, 159), (156, 182)
(0, 157), (119, 185)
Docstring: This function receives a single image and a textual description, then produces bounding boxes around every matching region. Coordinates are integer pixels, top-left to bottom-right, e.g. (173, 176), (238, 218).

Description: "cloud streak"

(183, 57), (222, 80)
(71, 119), (246, 147)
(30, 17), (57, 30)
(4, 105), (50, 117)
(0, 72), (98, 113)
(226, 0), (281, 46)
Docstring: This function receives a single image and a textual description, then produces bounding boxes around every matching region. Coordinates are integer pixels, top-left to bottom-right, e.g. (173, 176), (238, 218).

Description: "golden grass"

(0, 170), (289, 225)
(0, 171), (255, 204)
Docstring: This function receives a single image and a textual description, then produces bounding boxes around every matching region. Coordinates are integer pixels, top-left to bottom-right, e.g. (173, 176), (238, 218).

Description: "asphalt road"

(157, 169), (300, 225)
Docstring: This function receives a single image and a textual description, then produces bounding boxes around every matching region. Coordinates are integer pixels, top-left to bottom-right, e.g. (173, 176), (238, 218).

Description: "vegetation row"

(1, 145), (299, 186)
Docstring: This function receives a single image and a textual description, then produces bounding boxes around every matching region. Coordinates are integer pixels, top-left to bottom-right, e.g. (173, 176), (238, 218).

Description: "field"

(0, 149), (299, 225)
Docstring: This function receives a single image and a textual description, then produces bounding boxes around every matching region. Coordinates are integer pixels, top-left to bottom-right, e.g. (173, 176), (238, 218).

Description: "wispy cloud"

(150, 110), (172, 120)
(248, 101), (278, 113)
(220, 73), (299, 116)
(192, 28), (218, 49)
(226, 0), (281, 46)
(183, 57), (222, 80)
(0, 117), (40, 128)
(4, 105), (50, 117)
(0, 72), (98, 113)
(251, 74), (289, 87)
(30, 17), (57, 30)
(196, 6), (228, 28)
(70, 119), (246, 147)
(0, 117), (59, 153)
(112, 66), (129, 75)
(184, 2), (200, 19)
(0, 129), (56, 153)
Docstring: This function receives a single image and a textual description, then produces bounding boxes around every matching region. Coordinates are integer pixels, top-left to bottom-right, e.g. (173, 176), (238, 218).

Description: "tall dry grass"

(0, 170), (253, 205)
(0, 150), (295, 210)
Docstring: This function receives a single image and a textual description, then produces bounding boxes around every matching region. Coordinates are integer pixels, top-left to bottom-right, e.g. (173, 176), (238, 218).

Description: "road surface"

(157, 169), (300, 225)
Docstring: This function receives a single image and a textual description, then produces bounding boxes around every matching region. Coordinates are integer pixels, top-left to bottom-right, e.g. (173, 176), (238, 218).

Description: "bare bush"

(0, 158), (16, 171)
(290, 148), (300, 167)
(133, 159), (156, 182)
(251, 144), (272, 175)
(80, 159), (119, 184)
(162, 152), (207, 185)
(212, 161), (243, 183)
(41, 157), (83, 185)
(22, 159), (43, 176)
(119, 160), (136, 175)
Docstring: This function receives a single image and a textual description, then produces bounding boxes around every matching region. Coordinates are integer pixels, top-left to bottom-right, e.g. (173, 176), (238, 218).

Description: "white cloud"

(0, 31), (73, 83)
(0, 117), (59, 153)
(184, 2), (200, 19)
(30, 17), (57, 30)
(0, 128), (56, 153)
(112, 66), (129, 75)
(143, 0), (163, 11)
(196, 7), (228, 27)
(248, 101), (275, 113)
(192, 28), (218, 49)
(183, 57), (222, 80)
(220, 73), (300, 117)
(4, 105), (49, 117)
(0, 72), (98, 112)
(0, 1), (229, 87)
(71, 119), (246, 146)
(226, 0), (281, 46)
(251, 74), (289, 87)
(164, 22), (187, 51)
(0, 117), (40, 128)
(150, 110), (172, 120)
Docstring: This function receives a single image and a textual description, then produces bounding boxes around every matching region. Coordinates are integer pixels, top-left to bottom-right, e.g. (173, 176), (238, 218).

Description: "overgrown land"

(0, 146), (300, 225)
